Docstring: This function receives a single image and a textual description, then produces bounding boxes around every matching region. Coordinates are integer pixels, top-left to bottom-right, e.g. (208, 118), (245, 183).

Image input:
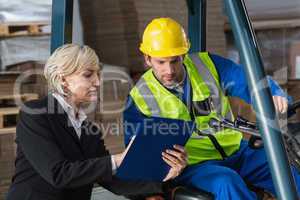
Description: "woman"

(6, 44), (187, 200)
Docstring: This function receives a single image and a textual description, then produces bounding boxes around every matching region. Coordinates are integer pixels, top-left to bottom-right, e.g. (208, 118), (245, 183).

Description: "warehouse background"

(0, 0), (300, 199)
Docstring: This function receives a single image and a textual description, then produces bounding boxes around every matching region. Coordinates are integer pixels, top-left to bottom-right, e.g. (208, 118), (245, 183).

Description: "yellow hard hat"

(140, 18), (190, 57)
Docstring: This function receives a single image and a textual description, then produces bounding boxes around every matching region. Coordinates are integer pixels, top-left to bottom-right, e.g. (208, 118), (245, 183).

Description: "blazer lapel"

(47, 94), (81, 144)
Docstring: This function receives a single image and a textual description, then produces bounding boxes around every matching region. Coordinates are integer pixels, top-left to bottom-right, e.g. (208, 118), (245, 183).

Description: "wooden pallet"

(0, 21), (50, 37)
(0, 93), (39, 135)
(0, 127), (16, 135)
(0, 107), (19, 135)
(0, 93), (39, 101)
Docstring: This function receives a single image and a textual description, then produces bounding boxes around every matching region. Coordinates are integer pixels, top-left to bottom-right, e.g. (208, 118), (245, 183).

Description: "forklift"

(50, 0), (298, 199)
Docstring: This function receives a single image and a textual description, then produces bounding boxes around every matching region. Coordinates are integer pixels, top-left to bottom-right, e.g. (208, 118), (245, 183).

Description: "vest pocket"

(192, 97), (212, 116)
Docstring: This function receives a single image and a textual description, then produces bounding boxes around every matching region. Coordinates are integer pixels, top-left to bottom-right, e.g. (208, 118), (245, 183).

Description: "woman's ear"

(60, 75), (69, 94)
(60, 75), (67, 87)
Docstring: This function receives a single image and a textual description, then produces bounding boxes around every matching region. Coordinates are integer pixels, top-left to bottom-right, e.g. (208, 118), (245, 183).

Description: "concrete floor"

(91, 187), (129, 200)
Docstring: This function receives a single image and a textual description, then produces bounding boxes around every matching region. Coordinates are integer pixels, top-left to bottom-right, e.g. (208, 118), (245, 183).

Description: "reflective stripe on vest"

(135, 77), (161, 116)
(189, 53), (234, 121)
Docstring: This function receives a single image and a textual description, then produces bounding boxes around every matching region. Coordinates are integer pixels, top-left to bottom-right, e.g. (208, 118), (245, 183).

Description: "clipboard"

(116, 117), (196, 181)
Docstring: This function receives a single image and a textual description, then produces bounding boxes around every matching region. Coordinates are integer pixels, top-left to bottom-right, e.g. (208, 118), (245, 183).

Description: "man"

(123, 17), (300, 199)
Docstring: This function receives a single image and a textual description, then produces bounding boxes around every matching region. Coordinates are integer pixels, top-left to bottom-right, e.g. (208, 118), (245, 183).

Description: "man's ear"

(144, 55), (152, 67)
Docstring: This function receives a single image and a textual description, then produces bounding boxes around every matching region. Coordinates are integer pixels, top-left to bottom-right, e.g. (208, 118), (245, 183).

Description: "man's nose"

(165, 63), (174, 74)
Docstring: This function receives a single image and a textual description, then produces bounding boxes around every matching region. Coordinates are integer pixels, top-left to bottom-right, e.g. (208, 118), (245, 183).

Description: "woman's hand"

(162, 145), (188, 182)
(113, 136), (136, 168)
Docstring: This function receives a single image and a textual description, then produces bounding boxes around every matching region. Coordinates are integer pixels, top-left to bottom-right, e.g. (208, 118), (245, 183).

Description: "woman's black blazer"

(6, 95), (162, 200)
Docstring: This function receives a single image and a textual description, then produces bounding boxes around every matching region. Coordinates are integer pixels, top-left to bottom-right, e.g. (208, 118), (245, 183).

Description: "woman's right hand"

(113, 136), (136, 167)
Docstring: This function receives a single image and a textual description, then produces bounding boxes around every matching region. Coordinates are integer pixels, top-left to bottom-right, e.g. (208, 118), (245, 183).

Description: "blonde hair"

(44, 44), (101, 94)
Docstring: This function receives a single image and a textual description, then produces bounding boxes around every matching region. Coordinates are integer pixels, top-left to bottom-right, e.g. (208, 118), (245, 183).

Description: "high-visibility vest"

(130, 52), (243, 164)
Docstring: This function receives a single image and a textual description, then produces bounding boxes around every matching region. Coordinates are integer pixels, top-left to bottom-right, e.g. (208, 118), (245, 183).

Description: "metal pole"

(224, 0), (298, 199)
(51, 0), (73, 53)
(187, 0), (206, 52)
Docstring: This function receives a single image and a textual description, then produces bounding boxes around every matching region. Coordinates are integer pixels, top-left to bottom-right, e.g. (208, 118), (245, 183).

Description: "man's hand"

(273, 96), (288, 114)
(162, 145), (188, 182)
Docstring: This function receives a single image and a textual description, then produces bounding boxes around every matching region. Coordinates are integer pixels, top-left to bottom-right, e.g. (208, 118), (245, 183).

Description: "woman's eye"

(83, 73), (92, 78)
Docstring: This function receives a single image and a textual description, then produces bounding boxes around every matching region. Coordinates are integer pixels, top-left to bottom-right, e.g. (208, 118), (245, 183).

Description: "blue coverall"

(123, 54), (300, 199)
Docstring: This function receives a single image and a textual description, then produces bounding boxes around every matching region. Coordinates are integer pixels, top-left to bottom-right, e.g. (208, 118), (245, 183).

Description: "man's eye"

(159, 61), (165, 64)
(171, 59), (179, 64)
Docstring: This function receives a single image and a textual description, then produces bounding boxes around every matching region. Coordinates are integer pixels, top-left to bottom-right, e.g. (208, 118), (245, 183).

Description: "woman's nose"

(93, 74), (100, 86)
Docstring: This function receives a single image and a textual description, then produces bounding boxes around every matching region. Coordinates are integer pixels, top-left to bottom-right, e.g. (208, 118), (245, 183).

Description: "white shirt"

(52, 93), (87, 138)
(52, 93), (117, 173)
